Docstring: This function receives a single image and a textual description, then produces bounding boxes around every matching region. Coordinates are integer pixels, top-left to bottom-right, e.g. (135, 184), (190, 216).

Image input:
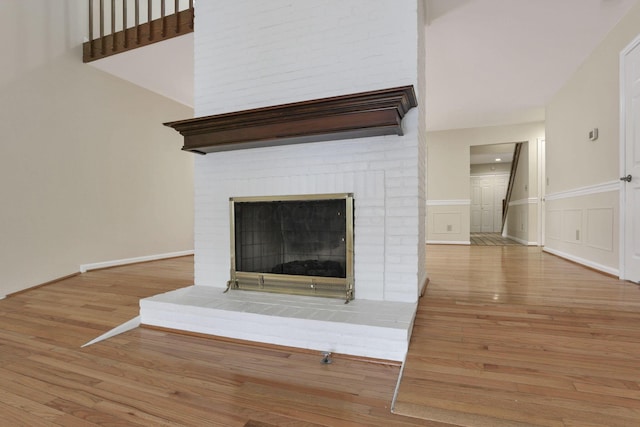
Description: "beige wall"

(545, 1), (640, 273)
(426, 122), (545, 244)
(470, 162), (512, 175)
(427, 122), (544, 199)
(547, 2), (640, 193)
(0, 1), (194, 297)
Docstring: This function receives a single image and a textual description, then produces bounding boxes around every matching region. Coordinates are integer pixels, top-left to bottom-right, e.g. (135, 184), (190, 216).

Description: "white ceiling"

(90, 0), (638, 131)
(426, 0), (638, 131)
(90, 33), (194, 107)
(470, 142), (515, 165)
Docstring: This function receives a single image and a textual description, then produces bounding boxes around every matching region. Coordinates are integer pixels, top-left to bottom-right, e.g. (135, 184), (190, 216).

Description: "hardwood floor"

(0, 257), (439, 427)
(3, 248), (640, 426)
(394, 245), (640, 426)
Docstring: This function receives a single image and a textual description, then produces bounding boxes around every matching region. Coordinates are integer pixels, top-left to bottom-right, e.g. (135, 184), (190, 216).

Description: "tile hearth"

(140, 286), (417, 361)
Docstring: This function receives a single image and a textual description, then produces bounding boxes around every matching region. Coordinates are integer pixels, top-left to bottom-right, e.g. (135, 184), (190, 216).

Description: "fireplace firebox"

(227, 193), (354, 302)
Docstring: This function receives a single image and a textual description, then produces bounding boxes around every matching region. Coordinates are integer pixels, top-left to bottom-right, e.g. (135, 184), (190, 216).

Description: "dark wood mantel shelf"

(164, 86), (417, 154)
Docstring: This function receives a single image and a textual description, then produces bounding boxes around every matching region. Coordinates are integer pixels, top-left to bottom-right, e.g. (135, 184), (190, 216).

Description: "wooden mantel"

(164, 86), (417, 154)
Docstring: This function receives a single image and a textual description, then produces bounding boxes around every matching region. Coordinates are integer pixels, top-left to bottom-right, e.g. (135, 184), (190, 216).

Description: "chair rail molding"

(545, 181), (620, 201)
(508, 197), (539, 206)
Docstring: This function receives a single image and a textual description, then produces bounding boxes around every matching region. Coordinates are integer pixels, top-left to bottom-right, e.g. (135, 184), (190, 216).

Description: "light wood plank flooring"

(0, 257), (440, 427)
(3, 248), (640, 426)
(394, 245), (640, 426)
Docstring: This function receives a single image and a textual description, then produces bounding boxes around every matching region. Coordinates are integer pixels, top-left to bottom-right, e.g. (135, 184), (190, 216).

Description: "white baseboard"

(502, 235), (537, 246)
(0, 295), (5, 300)
(427, 240), (471, 245)
(80, 250), (194, 273)
(543, 247), (619, 276)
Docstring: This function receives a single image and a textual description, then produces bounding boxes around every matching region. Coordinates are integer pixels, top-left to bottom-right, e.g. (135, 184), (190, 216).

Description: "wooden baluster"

(148, 0), (152, 41)
(123, 0), (128, 48)
(111, 0), (116, 51)
(86, 0), (194, 61)
(88, 0), (94, 58)
(100, 0), (105, 54)
(135, 0), (140, 44)
(161, 0), (166, 37)
(175, 0), (179, 33)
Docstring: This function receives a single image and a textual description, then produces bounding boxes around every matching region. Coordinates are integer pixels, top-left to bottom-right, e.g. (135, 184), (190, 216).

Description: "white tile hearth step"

(140, 286), (417, 361)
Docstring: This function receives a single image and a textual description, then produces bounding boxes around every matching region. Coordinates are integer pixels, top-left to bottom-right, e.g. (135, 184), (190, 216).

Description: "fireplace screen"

(228, 194), (354, 301)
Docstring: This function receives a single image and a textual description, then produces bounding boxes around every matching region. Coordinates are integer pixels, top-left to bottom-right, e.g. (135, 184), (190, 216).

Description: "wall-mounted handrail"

(84, 0), (194, 63)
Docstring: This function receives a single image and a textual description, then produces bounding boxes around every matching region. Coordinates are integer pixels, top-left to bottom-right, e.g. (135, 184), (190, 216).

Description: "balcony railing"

(83, 0), (194, 63)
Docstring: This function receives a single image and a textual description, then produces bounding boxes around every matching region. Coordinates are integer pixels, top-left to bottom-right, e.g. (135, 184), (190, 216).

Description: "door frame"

(618, 33), (640, 280)
(537, 138), (546, 247)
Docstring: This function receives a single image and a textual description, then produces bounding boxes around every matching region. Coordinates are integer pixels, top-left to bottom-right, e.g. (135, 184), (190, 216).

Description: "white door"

(480, 180), (493, 232)
(493, 175), (508, 233)
(621, 36), (640, 282)
(538, 139), (546, 246)
(470, 177), (483, 232)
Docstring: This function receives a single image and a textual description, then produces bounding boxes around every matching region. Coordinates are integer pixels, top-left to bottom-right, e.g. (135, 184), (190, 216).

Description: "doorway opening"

(470, 143), (521, 246)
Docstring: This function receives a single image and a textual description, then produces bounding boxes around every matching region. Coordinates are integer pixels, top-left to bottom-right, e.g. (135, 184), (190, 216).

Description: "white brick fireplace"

(140, 0), (427, 361)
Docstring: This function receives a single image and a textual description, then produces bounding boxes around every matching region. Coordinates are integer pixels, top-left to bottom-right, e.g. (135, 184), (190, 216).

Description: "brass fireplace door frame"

(227, 193), (354, 302)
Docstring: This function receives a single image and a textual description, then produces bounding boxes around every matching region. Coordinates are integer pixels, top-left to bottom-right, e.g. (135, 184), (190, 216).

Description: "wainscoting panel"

(586, 208), (614, 252)
(433, 212), (462, 234)
(562, 209), (583, 244)
(426, 201), (470, 244)
(547, 210), (562, 240)
(544, 184), (619, 275)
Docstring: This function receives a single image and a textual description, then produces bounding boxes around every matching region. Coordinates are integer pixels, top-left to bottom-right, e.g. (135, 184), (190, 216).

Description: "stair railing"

(501, 142), (523, 233)
(85, 0), (194, 63)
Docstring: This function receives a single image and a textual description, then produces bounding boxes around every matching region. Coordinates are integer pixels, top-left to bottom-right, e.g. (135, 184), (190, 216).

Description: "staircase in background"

(501, 142), (523, 232)
(84, 0), (193, 63)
